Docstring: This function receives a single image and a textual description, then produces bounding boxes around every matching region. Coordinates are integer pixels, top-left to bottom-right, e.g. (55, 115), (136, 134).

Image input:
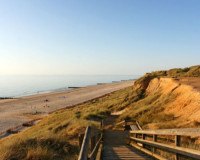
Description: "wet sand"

(0, 81), (134, 133)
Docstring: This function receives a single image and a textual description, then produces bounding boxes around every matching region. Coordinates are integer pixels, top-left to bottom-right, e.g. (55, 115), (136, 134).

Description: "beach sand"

(0, 81), (134, 133)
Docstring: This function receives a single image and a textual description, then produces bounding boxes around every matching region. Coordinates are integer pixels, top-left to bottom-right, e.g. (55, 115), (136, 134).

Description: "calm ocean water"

(0, 75), (139, 97)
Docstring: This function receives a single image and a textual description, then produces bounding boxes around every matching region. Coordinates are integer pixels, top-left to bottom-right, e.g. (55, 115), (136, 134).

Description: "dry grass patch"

(1, 65), (199, 159)
(0, 86), (135, 160)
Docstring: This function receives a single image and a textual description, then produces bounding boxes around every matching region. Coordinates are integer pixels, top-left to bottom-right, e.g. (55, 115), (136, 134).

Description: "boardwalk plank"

(102, 130), (154, 160)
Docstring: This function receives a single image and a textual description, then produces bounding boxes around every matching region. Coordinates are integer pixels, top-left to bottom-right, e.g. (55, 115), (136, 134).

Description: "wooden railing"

(78, 119), (200, 160)
(116, 119), (142, 131)
(129, 128), (200, 160)
(78, 123), (103, 160)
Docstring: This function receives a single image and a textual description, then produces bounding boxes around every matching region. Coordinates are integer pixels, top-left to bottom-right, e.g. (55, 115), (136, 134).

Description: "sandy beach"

(0, 81), (134, 133)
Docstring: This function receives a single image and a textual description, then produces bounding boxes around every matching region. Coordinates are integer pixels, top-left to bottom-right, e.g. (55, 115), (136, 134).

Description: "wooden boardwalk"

(102, 130), (154, 160)
(100, 114), (154, 160)
(78, 115), (200, 160)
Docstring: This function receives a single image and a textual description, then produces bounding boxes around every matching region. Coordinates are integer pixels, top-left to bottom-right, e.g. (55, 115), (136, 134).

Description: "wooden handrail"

(135, 121), (142, 130)
(130, 128), (200, 137)
(116, 119), (142, 131)
(115, 120), (125, 126)
(89, 134), (103, 160)
(78, 125), (103, 160)
(78, 126), (92, 160)
(129, 128), (200, 160)
(130, 137), (200, 159)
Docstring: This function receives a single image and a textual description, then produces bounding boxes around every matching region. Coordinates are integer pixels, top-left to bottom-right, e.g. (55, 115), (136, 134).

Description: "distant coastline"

(0, 80), (134, 138)
(0, 75), (139, 98)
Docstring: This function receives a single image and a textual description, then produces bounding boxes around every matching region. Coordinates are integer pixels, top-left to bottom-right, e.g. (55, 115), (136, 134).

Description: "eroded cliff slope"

(121, 77), (200, 129)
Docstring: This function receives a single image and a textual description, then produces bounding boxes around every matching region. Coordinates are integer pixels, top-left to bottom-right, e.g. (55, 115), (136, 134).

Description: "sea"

(0, 75), (139, 97)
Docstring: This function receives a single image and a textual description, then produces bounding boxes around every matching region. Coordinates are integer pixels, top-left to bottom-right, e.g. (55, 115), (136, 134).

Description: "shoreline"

(0, 80), (135, 100)
(0, 75), (138, 98)
(0, 81), (124, 99)
(0, 87), (70, 99)
(0, 80), (134, 136)
(0, 84), (131, 140)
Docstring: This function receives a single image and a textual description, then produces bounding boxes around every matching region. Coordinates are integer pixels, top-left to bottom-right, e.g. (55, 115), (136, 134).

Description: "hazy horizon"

(0, 75), (138, 97)
(0, 0), (199, 75)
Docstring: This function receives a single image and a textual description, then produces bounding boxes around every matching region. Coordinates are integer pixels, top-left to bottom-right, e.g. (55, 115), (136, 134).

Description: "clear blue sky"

(0, 0), (199, 75)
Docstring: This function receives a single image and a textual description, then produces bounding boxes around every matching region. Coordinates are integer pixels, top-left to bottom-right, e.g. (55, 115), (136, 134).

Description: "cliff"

(121, 77), (200, 129)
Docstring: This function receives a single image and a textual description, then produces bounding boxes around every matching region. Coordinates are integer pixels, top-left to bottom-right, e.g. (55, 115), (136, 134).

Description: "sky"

(0, 0), (200, 75)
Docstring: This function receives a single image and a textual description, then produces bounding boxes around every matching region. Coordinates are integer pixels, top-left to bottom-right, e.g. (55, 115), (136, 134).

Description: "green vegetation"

(119, 91), (178, 129)
(136, 65), (200, 90)
(153, 65), (199, 78)
(0, 87), (136, 160)
(124, 65), (200, 128)
(0, 65), (199, 159)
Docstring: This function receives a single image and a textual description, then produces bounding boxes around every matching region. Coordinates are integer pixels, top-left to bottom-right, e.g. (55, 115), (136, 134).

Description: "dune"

(0, 81), (134, 134)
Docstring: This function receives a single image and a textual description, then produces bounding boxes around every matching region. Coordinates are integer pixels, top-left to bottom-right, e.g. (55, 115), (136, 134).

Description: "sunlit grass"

(1, 65), (199, 159)
(0, 86), (134, 160)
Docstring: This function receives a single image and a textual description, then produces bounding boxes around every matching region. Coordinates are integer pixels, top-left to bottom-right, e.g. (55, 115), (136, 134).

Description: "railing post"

(124, 120), (127, 130)
(100, 120), (104, 129)
(152, 134), (157, 153)
(175, 135), (181, 160)
(136, 121), (142, 130)
(142, 134), (146, 148)
(79, 134), (84, 148)
(91, 135), (96, 152)
(130, 130), (200, 160)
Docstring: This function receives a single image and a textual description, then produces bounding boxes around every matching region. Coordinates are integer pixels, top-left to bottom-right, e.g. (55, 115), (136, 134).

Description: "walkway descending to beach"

(102, 116), (154, 160)
(102, 130), (153, 160)
(78, 113), (200, 160)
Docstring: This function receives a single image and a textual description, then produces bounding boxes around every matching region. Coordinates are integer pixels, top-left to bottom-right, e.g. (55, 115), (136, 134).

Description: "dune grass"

(1, 65), (199, 159)
(0, 86), (135, 160)
(119, 91), (178, 128)
(0, 84), (181, 159)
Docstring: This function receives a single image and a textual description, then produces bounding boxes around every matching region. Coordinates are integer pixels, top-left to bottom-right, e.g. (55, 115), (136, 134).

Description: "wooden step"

(102, 130), (154, 160)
